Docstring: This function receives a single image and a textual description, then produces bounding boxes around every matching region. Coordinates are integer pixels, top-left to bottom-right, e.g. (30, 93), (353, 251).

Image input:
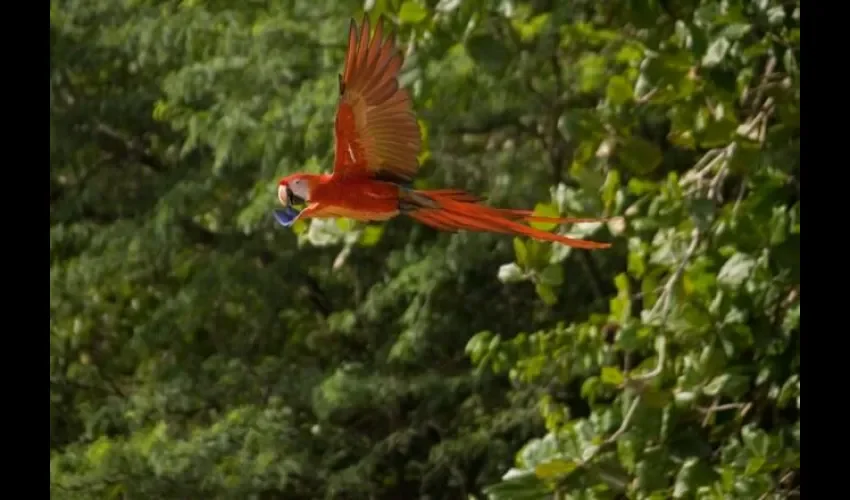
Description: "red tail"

(404, 189), (613, 249)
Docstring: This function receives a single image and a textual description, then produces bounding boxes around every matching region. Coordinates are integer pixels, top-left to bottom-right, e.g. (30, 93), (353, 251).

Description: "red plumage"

(276, 16), (613, 250)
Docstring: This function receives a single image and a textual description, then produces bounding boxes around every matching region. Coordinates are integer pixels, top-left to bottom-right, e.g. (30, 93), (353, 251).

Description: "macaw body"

(276, 17), (613, 250)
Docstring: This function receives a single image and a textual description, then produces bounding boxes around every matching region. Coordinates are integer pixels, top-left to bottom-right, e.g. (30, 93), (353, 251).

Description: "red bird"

(275, 16), (612, 250)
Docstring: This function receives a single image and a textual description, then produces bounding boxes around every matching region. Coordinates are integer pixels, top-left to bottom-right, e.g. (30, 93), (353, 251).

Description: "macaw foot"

(273, 206), (302, 227)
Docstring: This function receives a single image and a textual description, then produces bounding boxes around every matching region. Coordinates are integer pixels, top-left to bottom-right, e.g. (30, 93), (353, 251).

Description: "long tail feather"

(406, 190), (612, 249)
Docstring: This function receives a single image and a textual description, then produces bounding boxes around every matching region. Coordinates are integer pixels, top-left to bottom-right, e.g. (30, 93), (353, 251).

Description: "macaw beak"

(273, 205), (301, 227)
(286, 186), (306, 206)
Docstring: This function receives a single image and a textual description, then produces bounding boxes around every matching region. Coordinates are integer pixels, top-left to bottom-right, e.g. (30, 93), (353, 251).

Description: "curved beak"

(275, 184), (304, 227)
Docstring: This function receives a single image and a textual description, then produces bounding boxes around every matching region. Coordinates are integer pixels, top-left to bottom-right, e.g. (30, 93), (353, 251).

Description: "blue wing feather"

(273, 206), (301, 227)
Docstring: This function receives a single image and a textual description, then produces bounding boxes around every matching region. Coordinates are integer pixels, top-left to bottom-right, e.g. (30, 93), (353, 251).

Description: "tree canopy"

(51, 0), (800, 498)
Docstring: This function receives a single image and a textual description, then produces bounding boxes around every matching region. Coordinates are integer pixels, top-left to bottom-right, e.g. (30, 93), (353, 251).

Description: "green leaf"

(513, 13), (551, 42)
(627, 250), (646, 279)
(769, 207), (789, 246)
(465, 331), (493, 363)
(777, 375), (800, 408)
(84, 437), (114, 465)
(535, 283), (558, 305)
(616, 436), (638, 472)
(614, 272), (630, 294)
(627, 178), (658, 195)
(530, 203), (560, 231)
(618, 137), (663, 174)
(526, 239), (553, 269)
(601, 169), (621, 209)
(435, 0), (461, 13)
(728, 144), (762, 173)
(702, 373), (749, 398)
(534, 459), (577, 480)
(581, 376), (601, 402)
(616, 43), (645, 63)
(398, 1), (428, 24)
(673, 458), (717, 498)
(642, 388), (672, 408)
(721, 23), (752, 40)
(635, 449), (669, 492)
(483, 471), (551, 500)
(538, 264), (564, 287)
(674, 391), (697, 405)
(702, 37), (731, 67)
(745, 456), (766, 475)
(575, 167), (606, 193)
(717, 253), (755, 288)
(518, 434), (560, 468)
(606, 76), (633, 105)
(600, 366), (624, 386)
(514, 238), (529, 268)
(616, 323), (641, 351)
(699, 117), (739, 148)
(466, 34), (512, 75)
(358, 224), (384, 247)
(611, 273), (632, 322)
(578, 54), (608, 92)
(335, 218), (354, 232)
(741, 425), (770, 457)
(688, 198), (715, 231)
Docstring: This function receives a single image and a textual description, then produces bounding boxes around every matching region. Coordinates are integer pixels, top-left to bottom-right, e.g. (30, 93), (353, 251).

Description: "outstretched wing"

(332, 16), (421, 183)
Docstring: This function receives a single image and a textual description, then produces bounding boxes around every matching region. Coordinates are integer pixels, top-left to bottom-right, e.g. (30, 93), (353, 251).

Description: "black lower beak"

(286, 186), (305, 206)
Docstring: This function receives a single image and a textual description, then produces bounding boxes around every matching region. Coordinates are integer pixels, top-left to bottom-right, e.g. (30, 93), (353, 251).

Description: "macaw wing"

(273, 206), (301, 227)
(333, 16), (421, 183)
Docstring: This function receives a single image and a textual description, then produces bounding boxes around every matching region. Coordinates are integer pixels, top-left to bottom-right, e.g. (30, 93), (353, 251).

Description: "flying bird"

(275, 16), (612, 250)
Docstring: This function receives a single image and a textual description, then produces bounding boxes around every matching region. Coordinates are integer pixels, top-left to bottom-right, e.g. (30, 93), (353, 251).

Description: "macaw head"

(278, 173), (318, 207)
(274, 174), (319, 227)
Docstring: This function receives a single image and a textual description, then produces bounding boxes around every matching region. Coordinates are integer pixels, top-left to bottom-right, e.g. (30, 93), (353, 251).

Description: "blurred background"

(50, 0), (800, 498)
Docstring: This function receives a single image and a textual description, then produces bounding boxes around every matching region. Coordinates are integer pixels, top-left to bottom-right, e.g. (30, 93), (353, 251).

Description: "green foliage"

(51, 0), (799, 498)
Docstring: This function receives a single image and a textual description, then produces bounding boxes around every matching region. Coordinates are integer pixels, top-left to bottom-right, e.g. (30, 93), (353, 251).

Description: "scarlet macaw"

(275, 16), (612, 250)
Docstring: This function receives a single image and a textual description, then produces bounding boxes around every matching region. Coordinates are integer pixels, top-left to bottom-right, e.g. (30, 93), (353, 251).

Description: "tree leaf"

(538, 264), (564, 287)
(702, 373), (749, 398)
(513, 238), (529, 268)
(466, 34), (512, 75)
(618, 136), (663, 174)
(717, 253), (755, 288)
(699, 117), (739, 148)
(578, 54), (608, 92)
(518, 434), (560, 468)
(721, 23), (752, 40)
(600, 366), (624, 386)
(530, 203), (560, 231)
(607, 76), (633, 105)
(702, 37), (731, 67)
(358, 224), (384, 247)
(435, 0), (461, 13)
(673, 458), (717, 498)
(513, 14), (551, 42)
(483, 471), (551, 500)
(741, 425), (770, 457)
(535, 283), (558, 305)
(398, 1), (428, 24)
(534, 459), (577, 480)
